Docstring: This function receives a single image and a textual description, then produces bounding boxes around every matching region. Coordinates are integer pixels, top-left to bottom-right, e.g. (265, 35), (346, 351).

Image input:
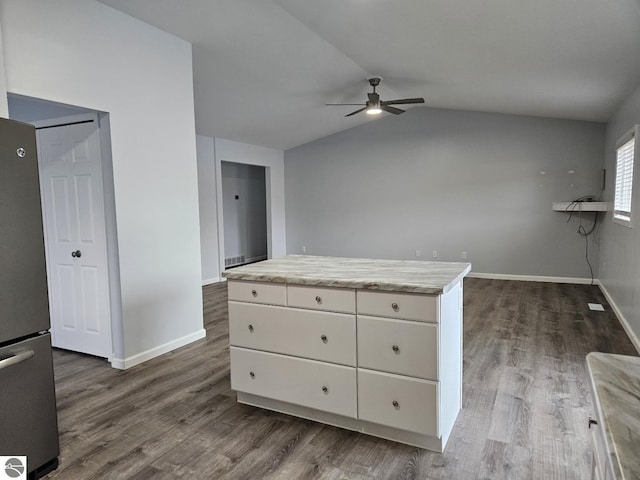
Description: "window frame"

(613, 125), (638, 228)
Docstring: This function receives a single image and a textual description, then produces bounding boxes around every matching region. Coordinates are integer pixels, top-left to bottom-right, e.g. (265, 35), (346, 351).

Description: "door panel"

(56, 265), (76, 329)
(75, 175), (96, 242)
(37, 116), (111, 358)
(51, 177), (73, 242)
(80, 266), (100, 332)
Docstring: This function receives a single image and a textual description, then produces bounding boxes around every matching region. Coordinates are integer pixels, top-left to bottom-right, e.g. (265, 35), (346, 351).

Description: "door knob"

(71, 250), (82, 258)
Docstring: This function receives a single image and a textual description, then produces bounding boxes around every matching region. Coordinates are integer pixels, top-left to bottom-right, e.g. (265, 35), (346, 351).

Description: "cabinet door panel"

(358, 368), (438, 437)
(357, 291), (438, 323)
(287, 285), (356, 314)
(231, 347), (357, 418)
(229, 302), (356, 366)
(358, 315), (438, 380)
(227, 280), (286, 306)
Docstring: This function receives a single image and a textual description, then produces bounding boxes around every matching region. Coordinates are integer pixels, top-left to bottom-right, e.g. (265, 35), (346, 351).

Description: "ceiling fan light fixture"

(366, 102), (382, 115)
(328, 77), (424, 117)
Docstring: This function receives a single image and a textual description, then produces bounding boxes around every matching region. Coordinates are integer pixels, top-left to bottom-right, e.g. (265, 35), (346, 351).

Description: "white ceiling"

(97, 0), (640, 150)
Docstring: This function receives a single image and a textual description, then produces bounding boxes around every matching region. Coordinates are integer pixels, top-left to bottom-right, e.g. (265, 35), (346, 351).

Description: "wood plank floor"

(45, 279), (637, 480)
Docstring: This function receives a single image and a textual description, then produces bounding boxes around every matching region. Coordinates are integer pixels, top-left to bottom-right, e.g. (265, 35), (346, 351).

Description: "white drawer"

(358, 368), (438, 437)
(230, 347), (357, 418)
(287, 285), (356, 314)
(357, 290), (438, 323)
(229, 302), (356, 366)
(357, 315), (438, 380)
(227, 280), (286, 306)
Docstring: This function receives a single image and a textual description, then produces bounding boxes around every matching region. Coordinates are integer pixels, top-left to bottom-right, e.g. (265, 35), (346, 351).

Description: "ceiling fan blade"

(381, 105), (405, 115)
(326, 103), (366, 106)
(345, 107), (367, 117)
(382, 98), (425, 105)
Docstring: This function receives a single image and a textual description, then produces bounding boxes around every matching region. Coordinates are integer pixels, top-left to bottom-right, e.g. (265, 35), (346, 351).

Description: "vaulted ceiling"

(98, 0), (640, 150)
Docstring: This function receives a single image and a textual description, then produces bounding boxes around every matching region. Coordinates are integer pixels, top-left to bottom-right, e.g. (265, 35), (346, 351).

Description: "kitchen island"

(222, 255), (472, 451)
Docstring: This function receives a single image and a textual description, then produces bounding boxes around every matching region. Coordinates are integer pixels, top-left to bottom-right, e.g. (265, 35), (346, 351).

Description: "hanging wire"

(563, 196), (599, 285)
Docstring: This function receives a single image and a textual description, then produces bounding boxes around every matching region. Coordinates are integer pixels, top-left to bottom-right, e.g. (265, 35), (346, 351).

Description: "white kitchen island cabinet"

(222, 255), (471, 452)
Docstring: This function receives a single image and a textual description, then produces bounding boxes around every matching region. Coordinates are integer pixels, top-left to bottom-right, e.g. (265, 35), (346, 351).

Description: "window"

(613, 126), (637, 226)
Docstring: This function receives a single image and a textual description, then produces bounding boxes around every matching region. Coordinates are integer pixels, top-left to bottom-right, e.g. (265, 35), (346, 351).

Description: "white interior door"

(36, 114), (112, 359)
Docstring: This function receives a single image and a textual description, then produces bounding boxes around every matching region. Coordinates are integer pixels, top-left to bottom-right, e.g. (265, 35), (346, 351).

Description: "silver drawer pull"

(322, 386), (329, 395)
(249, 371), (255, 379)
(251, 289), (258, 297)
(315, 295), (322, 305)
(392, 400), (400, 409)
(391, 302), (399, 312)
(392, 344), (400, 354)
(248, 324), (254, 333)
(321, 334), (328, 343)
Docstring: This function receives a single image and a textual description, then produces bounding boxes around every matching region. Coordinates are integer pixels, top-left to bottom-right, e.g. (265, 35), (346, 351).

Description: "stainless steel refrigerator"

(0, 118), (60, 478)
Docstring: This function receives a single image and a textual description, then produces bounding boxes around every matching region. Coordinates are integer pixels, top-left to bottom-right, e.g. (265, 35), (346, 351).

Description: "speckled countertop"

(586, 352), (640, 480)
(221, 255), (471, 294)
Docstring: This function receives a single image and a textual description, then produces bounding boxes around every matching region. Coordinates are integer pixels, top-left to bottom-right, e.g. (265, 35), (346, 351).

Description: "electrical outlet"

(415, 249), (421, 257)
(461, 251), (467, 259)
(301, 245), (306, 253)
(432, 250), (438, 258)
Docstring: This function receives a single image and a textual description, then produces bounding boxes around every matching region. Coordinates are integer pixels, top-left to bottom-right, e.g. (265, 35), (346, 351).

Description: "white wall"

(598, 81), (640, 351)
(196, 135), (221, 284)
(0, 21), (8, 117)
(285, 107), (606, 280)
(196, 136), (284, 283)
(8, 94), (91, 122)
(1, 0), (204, 367)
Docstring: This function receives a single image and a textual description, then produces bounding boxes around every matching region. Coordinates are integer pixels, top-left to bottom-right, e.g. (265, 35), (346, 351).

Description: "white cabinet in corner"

(223, 256), (470, 452)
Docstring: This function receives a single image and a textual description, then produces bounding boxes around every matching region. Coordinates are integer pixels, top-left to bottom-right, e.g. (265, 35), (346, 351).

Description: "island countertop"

(586, 352), (640, 480)
(221, 255), (472, 295)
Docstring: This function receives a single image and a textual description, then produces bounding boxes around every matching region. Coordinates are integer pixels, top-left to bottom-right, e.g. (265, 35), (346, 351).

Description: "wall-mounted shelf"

(552, 202), (608, 212)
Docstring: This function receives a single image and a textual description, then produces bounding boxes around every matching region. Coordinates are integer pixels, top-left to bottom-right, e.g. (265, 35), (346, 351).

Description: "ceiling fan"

(327, 76), (425, 117)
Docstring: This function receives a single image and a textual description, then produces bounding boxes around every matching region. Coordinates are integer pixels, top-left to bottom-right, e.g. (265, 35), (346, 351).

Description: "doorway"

(8, 94), (120, 363)
(221, 161), (268, 268)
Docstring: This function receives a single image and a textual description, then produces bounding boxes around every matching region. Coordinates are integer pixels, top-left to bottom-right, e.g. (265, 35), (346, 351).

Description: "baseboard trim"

(110, 329), (207, 370)
(598, 283), (640, 354)
(467, 272), (598, 285)
(246, 255), (267, 264)
(202, 277), (221, 286)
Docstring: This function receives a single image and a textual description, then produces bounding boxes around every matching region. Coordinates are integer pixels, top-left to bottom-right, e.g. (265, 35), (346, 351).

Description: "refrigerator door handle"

(0, 350), (35, 370)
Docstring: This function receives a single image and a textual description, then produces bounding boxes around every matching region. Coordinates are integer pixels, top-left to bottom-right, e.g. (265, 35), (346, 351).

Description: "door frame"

(33, 112), (115, 362)
(219, 161), (269, 269)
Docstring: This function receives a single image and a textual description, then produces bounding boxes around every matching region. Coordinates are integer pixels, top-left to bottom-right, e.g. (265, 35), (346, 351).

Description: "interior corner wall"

(0, 0), (204, 365)
(196, 134), (221, 284)
(285, 107), (606, 279)
(214, 138), (286, 269)
(0, 21), (8, 118)
(598, 81), (640, 351)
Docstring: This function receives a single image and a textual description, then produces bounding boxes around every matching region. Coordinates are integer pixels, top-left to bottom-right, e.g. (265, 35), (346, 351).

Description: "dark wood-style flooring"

(46, 279), (637, 479)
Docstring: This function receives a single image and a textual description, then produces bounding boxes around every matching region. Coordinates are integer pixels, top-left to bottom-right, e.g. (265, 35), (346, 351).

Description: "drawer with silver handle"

(229, 301), (356, 366)
(227, 280), (286, 306)
(230, 346), (357, 418)
(287, 285), (356, 314)
(358, 368), (438, 436)
(357, 290), (438, 323)
(357, 315), (438, 380)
